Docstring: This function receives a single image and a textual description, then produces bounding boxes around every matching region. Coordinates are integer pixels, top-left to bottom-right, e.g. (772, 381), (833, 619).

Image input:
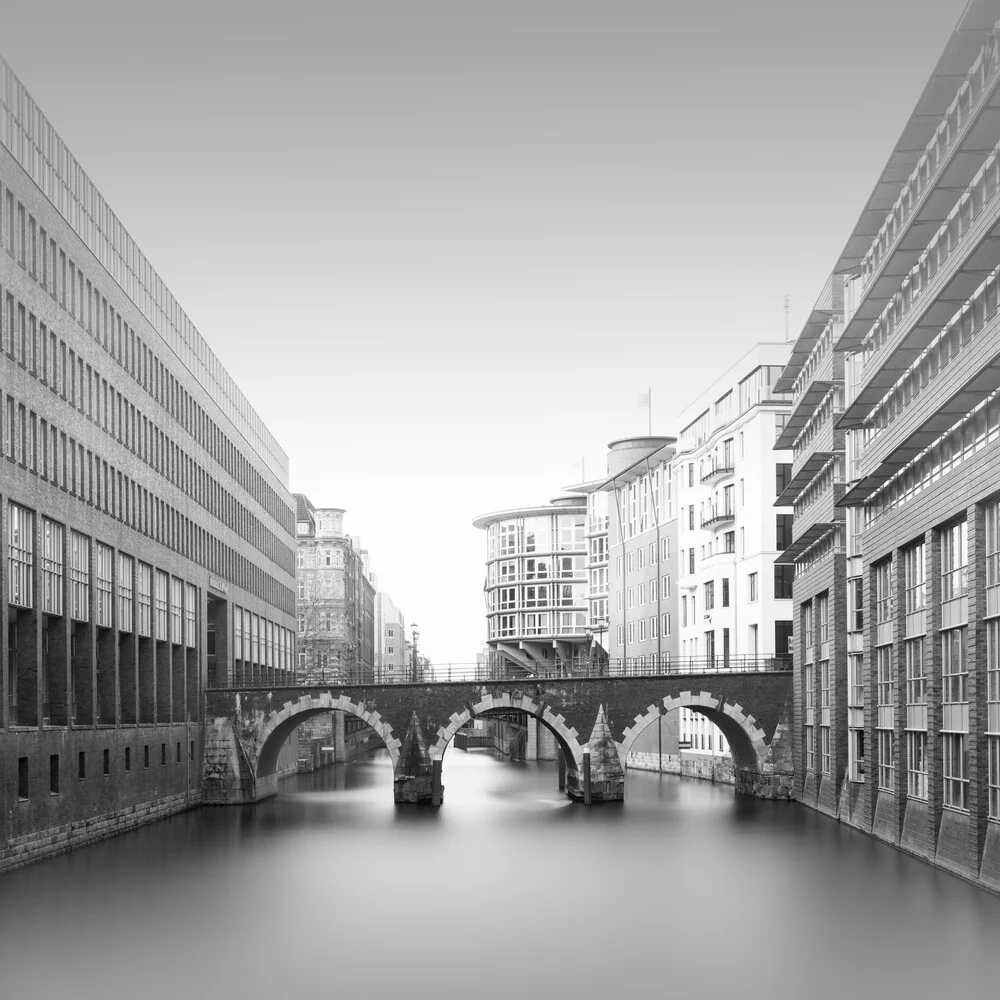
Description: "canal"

(3, 748), (1000, 999)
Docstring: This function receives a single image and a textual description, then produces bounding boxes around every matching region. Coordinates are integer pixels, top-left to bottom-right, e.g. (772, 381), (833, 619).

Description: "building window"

(155, 570), (169, 638)
(704, 581), (715, 610)
(943, 733), (968, 810)
(989, 736), (1000, 820)
(804, 666), (814, 713)
(40, 518), (64, 616)
(8, 502), (34, 608)
(721, 578), (730, 607)
(70, 531), (89, 622)
(903, 541), (926, 613)
(876, 646), (894, 711)
(137, 562), (152, 637)
(95, 542), (113, 627)
(170, 578), (183, 644)
(987, 500), (1000, 587)
(748, 572), (758, 602)
(905, 639), (925, 706)
(942, 629), (968, 704)
(185, 583), (197, 648)
(907, 731), (928, 800)
(662, 614), (670, 637)
(877, 731), (894, 791)
(940, 520), (968, 601)
(820, 727), (830, 774)
(118, 553), (134, 633)
(774, 565), (793, 599)
(776, 514), (793, 550)
(874, 558), (894, 627)
(989, 619), (1000, 710)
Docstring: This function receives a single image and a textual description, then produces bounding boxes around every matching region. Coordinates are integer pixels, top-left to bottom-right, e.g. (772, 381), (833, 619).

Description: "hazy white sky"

(2, 0), (966, 663)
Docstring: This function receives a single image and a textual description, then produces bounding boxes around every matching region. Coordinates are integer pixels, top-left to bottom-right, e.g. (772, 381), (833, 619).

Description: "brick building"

(0, 53), (297, 870)
(782, 0), (1000, 889)
(294, 498), (376, 684)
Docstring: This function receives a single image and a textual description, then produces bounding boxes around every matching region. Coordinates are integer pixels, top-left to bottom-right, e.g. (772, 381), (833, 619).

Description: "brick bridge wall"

(203, 672), (794, 804)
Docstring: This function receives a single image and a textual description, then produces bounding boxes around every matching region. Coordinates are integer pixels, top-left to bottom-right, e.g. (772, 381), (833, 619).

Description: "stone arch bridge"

(202, 671), (793, 806)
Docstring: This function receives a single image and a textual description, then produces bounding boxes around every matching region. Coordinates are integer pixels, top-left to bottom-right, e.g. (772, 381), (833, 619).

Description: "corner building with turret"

(0, 56), (297, 871)
(781, 0), (1000, 890)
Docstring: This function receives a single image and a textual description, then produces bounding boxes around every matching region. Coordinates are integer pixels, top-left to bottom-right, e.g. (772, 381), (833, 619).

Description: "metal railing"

(208, 655), (792, 690)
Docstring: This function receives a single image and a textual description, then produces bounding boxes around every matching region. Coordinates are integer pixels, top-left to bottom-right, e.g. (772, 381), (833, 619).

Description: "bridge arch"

(255, 692), (402, 779)
(618, 690), (769, 772)
(430, 692), (586, 768)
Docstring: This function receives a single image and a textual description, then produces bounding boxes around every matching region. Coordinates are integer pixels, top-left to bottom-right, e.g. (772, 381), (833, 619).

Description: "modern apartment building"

(676, 343), (795, 759)
(783, 0), (1000, 888)
(473, 497), (589, 674)
(294, 498), (376, 684)
(375, 591), (407, 684)
(0, 55), (297, 870)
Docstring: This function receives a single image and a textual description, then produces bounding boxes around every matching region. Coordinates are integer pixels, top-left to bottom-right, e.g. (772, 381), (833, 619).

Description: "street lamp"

(411, 624), (420, 683)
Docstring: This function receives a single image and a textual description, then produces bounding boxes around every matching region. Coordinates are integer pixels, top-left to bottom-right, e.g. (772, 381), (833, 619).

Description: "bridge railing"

(208, 656), (792, 691)
(270, 656), (790, 687)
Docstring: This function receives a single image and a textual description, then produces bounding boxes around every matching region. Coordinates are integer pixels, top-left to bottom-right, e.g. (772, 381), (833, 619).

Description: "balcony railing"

(700, 462), (735, 485)
(700, 506), (735, 529)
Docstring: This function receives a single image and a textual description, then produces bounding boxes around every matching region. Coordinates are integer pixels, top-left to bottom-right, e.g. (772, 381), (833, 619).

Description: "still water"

(3, 749), (1000, 1000)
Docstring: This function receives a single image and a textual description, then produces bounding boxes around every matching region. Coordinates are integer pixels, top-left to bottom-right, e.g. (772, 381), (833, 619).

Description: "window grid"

(137, 562), (152, 637)
(70, 530), (89, 622)
(41, 517), (63, 616)
(8, 502), (34, 608)
(117, 553), (133, 632)
(943, 733), (969, 810)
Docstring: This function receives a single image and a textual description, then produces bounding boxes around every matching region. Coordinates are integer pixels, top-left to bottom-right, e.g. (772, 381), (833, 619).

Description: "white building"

(674, 342), (795, 758)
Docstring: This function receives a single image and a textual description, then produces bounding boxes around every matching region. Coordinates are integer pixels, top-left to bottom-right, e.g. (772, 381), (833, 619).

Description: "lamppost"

(411, 623), (420, 683)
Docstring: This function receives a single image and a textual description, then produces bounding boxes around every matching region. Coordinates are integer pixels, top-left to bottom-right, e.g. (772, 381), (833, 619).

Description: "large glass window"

(137, 562), (152, 637)
(523, 517), (552, 554)
(943, 733), (968, 809)
(940, 520), (968, 601)
(907, 731), (928, 800)
(185, 583), (196, 648)
(820, 727), (831, 775)
(905, 639), (925, 705)
(903, 541), (925, 613)
(170, 578), (183, 644)
(987, 499), (1000, 587)
(942, 629), (968, 704)
(117, 553), (133, 632)
(95, 542), (113, 627)
(875, 558), (894, 625)
(805, 725), (814, 771)
(41, 518), (64, 616)
(989, 736), (1000, 820)
(154, 570), (169, 638)
(877, 646), (894, 709)
(8, 502), (34, 609)
(70, 531), (89, 621)
(878, 730), (894, 791)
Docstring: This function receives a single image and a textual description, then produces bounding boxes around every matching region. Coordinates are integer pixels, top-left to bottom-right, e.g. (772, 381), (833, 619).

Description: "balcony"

(840, 185), (1000, 428)
(836, 25), (1000, 324)
(700, 461), (734, 486)
(700, 505), (735, 530)
(775, 451), (836, 506)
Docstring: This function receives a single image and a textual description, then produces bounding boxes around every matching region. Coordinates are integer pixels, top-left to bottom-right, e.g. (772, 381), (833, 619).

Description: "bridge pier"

(565, 706), (625, 803)
(393, 712), (443, 806)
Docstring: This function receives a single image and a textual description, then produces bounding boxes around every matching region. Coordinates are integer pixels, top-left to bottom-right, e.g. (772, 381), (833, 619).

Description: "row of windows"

(0, 66), (289, 483)
(0, 281), (292, 571)
(488, 556), (585, 585)
(6, 500), (200, 642)
(615, 462), (673, 539)
(617, 615), (671, 644)
(488, 583), (587, 612)
(488, 612), (587, 639)
(486, 515), (586, 559)
(15, 742), (196, 799)
(0, 397), (294, 615)
(617, 576), (671, 611)
(232, 605), (294, 671)
(615, 538), (670, 577)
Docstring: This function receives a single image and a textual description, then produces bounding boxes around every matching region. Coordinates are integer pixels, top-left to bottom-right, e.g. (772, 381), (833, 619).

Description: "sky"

(1, 0), (968, 664)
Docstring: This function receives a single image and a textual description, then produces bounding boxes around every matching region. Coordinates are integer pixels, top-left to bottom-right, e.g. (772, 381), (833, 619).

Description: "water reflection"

(2, 749), (999, 1000)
